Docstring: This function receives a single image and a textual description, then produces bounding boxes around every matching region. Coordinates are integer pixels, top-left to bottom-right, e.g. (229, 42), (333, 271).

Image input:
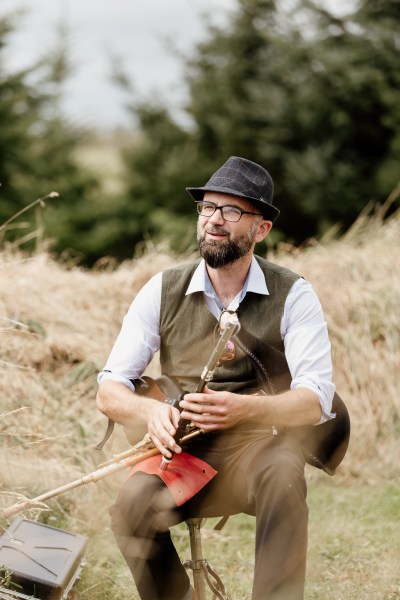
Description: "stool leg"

(186, 519), (207, 600)
(183, 519), (231, 600)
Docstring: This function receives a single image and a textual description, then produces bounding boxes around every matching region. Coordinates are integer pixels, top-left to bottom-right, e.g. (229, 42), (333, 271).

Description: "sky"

(1, 0), (235, 129)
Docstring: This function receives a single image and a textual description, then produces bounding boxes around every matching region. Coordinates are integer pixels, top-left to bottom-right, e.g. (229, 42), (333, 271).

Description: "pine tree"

(0, 13), (101, 260)
(117, 0), (400, 252)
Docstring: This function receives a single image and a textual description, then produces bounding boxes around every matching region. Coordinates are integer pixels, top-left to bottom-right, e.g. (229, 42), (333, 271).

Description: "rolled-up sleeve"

(282, 279), (336, 424)
(97, 272), (162, 389)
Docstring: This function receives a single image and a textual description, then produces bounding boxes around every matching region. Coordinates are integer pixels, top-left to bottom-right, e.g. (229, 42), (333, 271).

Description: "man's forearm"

(96, 380), (157, 427)
(244, 387), (322, 428)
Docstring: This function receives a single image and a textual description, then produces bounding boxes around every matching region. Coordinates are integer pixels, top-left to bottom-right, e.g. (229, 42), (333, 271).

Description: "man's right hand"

(145, 399), (183, 459)
(97, 380), (183, 458)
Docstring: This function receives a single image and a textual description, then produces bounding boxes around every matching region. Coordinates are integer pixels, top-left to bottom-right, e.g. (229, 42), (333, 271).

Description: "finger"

(180, 396), (211, 412)
(181, 392), (208, 404)
(149, 434), (173, 458)
(202, 385), (218, 395)
(160, 416), (183, 452)
(151, 431), (182, 456)
(171, 410), (181, 430)
(150, 421), (180, 454)
(196, 423), (218, 432)
(186, 418), (219, 432)
(180, 411), (216, 427)
(181, 402), (211, 418)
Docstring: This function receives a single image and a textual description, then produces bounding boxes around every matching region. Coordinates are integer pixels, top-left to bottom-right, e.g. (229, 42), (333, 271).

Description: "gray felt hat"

(186, 156), (279, 222)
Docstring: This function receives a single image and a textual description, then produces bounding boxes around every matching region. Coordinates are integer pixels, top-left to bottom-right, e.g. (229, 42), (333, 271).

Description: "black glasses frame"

(196, 201), (262, 222)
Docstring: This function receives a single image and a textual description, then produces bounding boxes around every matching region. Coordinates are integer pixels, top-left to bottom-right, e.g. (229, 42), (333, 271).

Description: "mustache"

(204, 227), (229, 235)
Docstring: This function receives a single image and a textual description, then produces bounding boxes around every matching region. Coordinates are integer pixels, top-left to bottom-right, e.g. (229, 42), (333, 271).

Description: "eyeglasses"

(196, 201), (262, 223)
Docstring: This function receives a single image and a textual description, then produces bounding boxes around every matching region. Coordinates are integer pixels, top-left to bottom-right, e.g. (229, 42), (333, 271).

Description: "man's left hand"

(179, 386), (246, 432)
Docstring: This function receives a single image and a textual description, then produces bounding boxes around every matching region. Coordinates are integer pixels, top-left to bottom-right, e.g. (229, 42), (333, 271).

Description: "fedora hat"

(186, 156), (279, 222)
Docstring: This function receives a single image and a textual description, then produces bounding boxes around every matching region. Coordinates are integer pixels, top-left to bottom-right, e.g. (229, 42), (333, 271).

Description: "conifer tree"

(0, 12), (100, 261)
(118, 0), (399, 251)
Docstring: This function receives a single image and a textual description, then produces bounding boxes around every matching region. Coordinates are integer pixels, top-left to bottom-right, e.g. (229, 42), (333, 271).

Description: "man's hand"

(146, 399), (183, 458)
(179, 386), (245, 432)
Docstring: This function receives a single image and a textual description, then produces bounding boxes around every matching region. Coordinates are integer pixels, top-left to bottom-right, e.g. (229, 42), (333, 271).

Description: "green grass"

(73, 478), (400, 599)
(306, 479), (400, 600)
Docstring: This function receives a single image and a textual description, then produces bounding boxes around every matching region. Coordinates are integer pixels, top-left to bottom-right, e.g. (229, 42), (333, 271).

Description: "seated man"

(96, 156), (335, 600)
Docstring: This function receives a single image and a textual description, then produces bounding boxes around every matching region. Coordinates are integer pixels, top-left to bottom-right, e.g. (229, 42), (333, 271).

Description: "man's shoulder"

(160, 260), (202, 319)
(161, 259), (201, 293)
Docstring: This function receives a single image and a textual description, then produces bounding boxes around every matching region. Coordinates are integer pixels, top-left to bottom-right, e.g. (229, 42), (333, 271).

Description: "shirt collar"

(185, 257), (269, 298)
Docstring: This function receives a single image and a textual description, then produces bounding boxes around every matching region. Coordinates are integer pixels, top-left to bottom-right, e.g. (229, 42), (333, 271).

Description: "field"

(0, 206), (399, 598)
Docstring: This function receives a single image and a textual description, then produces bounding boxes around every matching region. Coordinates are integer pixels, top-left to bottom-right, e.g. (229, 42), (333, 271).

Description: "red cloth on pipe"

(128, 451), (217, 506)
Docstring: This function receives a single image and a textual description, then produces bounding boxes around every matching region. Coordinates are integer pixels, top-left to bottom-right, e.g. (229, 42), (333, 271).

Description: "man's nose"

(208, 207), (225, 225)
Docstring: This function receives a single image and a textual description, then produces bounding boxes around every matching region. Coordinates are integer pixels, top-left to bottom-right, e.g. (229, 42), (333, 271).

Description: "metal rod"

(187, 519), (207, 600)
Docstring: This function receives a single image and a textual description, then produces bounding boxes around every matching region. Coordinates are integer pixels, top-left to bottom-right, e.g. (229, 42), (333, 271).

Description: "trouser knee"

(110, 472), (178, 538)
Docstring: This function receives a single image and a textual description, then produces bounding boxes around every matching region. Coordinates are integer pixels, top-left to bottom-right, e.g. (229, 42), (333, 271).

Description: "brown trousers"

(110, 431), (308, 600)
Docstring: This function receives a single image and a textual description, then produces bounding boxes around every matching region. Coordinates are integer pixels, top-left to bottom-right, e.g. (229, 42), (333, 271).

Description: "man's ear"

(255, 219), (273, 242)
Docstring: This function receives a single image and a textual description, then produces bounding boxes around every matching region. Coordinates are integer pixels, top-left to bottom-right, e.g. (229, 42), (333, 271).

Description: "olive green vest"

(159, 256), (300, 395)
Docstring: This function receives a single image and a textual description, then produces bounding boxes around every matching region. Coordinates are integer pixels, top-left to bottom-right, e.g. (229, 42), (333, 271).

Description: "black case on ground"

(0, 517), (87, 600)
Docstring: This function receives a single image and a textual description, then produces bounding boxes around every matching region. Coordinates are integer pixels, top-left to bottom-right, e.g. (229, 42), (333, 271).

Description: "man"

(96, 156), (335, 600)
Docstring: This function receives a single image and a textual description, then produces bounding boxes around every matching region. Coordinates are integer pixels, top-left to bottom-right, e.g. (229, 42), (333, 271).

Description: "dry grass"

(269, 207), (400, 482)
(0, 208), (399, 598)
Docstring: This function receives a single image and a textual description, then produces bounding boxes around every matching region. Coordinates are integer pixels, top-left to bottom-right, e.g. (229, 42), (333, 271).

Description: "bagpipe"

(3, 312), (350, 520)
(2, 314), (240, 519)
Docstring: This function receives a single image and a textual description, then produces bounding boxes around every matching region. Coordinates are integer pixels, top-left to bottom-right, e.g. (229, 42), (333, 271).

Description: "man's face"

(197, 192), (272, 269)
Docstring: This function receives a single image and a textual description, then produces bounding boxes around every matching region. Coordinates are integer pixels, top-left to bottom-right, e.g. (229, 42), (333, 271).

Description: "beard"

(197, 222), (258, 269)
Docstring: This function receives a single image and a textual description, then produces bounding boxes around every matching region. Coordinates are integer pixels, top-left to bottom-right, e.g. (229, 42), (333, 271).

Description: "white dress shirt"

(98, 257), (335, 423)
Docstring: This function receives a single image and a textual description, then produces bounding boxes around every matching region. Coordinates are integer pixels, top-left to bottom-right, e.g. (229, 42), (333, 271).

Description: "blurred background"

(0, 0), (399, 265)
